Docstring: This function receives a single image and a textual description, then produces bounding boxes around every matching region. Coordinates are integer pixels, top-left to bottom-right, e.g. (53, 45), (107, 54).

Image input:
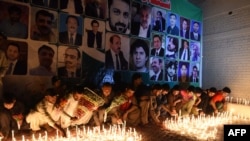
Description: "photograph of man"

(0, 3), (28, 39)
(165, 60), (177, 82)
(129, 38), (149, 73)
(180, 17), (190, 39)
(5, 42), (27, 75)
(85, 0), (105, 19)
(105, 34), (128, 70)
(179, 39), (190, 61)
(106, 0), (130, 34)
(59, 14), (82, 46)
(86, 19), (102, 49)
(165, 36), (178, 59)
(190, 21), (201, 41)
(151, 34), (165, 57)
(131, 4), (151, 38)
(190, 41), (201, 61)
(58, 47), (81, 78)
(152, 8), (166, 32)
(60, 0), (84, 14)
(31, 0), (58, 9)
(167, 13), (179, 36)
(178, 61), (189, 83)
(189, 64), (199, 83)
(149, 57), (163, 81)
(30, 9), (57, 42)
(29, 44), (56, 76)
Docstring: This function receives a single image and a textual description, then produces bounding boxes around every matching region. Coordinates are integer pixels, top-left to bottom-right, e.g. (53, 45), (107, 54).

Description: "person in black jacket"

(86, 20), (102, 49)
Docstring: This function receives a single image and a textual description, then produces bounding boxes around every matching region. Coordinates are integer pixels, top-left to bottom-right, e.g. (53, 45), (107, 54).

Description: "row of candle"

(164, 112), (250, 141)
(225, 96), (250, 105)
(10, 123), (142, 141)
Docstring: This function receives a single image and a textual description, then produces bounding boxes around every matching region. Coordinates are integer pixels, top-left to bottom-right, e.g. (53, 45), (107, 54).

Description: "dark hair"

(195, 87), (203, 94)
(66, 15), (79, 26)
(91, 19), (99, 26)
(45, 88), (58, 96)
(3, 92), (16, 104)
(8, 5), (22, 14)
(109, 34), (120, 44)
(209, 87), (217, 93)
(169, 13), (177, 18)
(222, 87), (231, 94)
(166, 61), (177, 69)
(38, 45), (55, 55)
(130, 39), (149, 56)
(151, 83), (162, 90)
(187, 85), (195, 92)
(157, 11), (162, 16)
(7, 42), (20, 52)
(162, 83), (170, 91)
(153, 34), (162, 42)
(35, 10), (54, 21)
(172, 84), (180, 91)
(108, 0), (130, 10)
(51, 76), (61, 85)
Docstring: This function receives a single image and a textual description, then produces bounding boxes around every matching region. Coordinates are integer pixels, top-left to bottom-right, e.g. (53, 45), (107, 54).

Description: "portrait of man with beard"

(58, 47), (81, 78)
(106, 0), (130, 34)
(165, 36), (179, 60)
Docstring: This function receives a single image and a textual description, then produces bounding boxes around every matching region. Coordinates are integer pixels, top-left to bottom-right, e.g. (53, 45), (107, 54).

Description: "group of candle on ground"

(10, 122), (142, 141)
(163, 111), (250, 140)
(226, 96), (250, 105)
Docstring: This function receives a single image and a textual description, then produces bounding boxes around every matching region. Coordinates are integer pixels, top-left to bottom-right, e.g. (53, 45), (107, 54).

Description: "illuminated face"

(4, 102), (15, 109)
(133, 47), (148, 70)
(183, 41), (189, 49)
(6, 45), (19, 61)
(109, 0), (130, 33)
(153, 36), (162, 50)
(64, 48), (79, 70)
(167, 38), (176, 51)
(110, 36), (121, 54)
(38, 48), (54, 69)
(73, 92), (82, 101)
(180, 64), (188, 77)
(45, 95), (57, 104)
(102, 86), (112, 97)
(67, 17), (78, 34)
(125, 88), (134, 98)
(36, 14), (53, 35)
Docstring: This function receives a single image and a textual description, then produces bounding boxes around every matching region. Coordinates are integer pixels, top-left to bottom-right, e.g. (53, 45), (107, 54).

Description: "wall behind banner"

(0, 0), (202, 101)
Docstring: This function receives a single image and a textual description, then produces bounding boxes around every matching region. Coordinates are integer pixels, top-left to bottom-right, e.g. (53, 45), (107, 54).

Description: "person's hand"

(122, 112), (128, 121)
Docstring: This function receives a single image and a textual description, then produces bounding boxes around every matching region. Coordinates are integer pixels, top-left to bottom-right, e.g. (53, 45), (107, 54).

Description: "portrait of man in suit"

(58, 47), (81, 78)
(60, 0), (84, 14)
(150, 57), (163, 81)
(59, 14), (82, 46)
(151, 34), (165, 57)
(32, 0), (58, 9)
(190, 65), (199, 83)
(131, 4), (152, 38)
(105, 34), (128, 70)
(106, 0), (130, 34)
(180, 17), (190, 39)
(190, 21), (201, 41)
(5, 42), (27, 75)
(165, 60), (177, 82)
(179, 39), (190, 61)
(85, 0), (105, 19)
(167, 13), (179, 36)
(86, 19), (102, 49)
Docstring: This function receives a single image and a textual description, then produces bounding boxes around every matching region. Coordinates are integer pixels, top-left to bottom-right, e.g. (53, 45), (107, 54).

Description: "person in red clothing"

(210, 86), (231, 114)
